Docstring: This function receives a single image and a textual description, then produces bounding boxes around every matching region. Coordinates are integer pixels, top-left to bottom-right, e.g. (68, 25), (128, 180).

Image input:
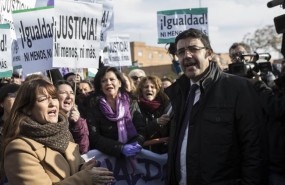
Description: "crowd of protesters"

(0, 28), (284, 185)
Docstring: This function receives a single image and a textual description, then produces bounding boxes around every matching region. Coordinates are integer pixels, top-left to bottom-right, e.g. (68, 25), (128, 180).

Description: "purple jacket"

(69, 117), (89, 154)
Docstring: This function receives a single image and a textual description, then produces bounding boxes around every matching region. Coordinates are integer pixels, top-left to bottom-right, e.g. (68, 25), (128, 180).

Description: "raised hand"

(69, 106), (80, 122)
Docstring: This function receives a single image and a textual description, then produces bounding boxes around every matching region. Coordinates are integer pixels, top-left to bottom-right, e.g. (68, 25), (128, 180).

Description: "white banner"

(82, 149), (167, 185)
(103, 32), (132, 67)
(157, 8), (208, 44)
(53, 0), (102, 69)
(12, 6), (54, 75)
(0, 23), (12, 77)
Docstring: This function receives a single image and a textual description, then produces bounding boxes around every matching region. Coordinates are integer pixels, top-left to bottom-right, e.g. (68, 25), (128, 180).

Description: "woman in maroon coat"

(55, 80), (89, 154)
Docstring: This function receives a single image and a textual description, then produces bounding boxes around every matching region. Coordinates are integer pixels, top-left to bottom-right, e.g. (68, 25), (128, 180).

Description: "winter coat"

(85, 93), (145, 157)
(254, 80), (285, 176)
(139, 100), (171, 154)
(69, 117), (89, 154)
(4, 137), (92, 185)
(165, 62), (267, 185)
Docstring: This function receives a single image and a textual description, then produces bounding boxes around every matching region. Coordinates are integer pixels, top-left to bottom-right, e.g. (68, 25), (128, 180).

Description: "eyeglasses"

(176, 45), (206, 58)
(131, 76), (143, 81)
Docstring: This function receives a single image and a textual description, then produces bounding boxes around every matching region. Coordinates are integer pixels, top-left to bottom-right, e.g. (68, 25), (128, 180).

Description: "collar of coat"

(177, 61), (222, 94)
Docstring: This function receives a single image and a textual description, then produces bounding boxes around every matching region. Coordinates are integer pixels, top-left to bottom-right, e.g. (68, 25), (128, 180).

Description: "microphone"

(267, 0), (284, 8)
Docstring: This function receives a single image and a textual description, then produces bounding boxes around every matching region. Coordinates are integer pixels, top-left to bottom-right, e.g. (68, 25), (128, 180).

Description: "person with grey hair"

(128, 69), (146, 87)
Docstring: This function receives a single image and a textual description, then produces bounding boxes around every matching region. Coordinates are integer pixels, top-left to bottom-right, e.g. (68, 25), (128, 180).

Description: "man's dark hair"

(63, 72), (76, 80)
(175, 28), (213, 53)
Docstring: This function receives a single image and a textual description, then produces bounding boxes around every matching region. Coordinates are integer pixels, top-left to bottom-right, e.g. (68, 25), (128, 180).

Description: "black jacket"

(138, 99), (171, 154)
(165, 62), (267, 185)
(254, 80), (285, 176)
(85, 93), (145, 157)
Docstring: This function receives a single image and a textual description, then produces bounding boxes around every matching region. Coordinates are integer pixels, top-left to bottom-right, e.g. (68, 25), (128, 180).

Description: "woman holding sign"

(0, 79), (114, 185)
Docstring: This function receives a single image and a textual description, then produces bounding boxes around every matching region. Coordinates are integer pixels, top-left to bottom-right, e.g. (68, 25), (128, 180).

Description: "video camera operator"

(229, 42), (285, 185)
(229, 42), (252, 63)
(252, 1), (285, 183)
(254, 59), (285, 185)
(228, 42), (276, 87)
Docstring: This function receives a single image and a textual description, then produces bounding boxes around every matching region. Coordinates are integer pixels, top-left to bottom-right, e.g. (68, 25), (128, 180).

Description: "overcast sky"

(112, 0), (284, 54)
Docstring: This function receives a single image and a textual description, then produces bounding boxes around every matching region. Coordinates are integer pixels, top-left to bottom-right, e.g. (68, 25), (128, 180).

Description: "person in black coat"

(253, 73), (285, 185)
(136, 75), (171, 154)
(84, 66), (145, 158)
(164, 28), (267, 185)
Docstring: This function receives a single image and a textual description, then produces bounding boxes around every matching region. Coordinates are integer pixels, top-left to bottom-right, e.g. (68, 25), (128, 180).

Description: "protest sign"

(70, 0), (114, 49)
(103, 32), (132, 67)
(0, 0), (36, 27)
(157, 8), (208, 44)
(12, 6), (54, 75)
(82, 149), (167, 185)
(96, 0), (114, 48)
(0, 23), (12, 78)
(53, 0), (102, 69)
(1, 0), (37, 69)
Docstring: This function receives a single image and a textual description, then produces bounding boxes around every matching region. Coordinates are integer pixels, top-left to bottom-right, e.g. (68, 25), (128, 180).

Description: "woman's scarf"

(139, 97), (162, 114)
(99, 93), (138, 143)
(20, 114), (71, 153)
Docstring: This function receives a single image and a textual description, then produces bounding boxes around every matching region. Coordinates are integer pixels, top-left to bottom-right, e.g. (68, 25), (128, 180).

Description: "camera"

(228, 52), (272, 79)
(269, 0), (285, 34)
(267, 0), (285, 57)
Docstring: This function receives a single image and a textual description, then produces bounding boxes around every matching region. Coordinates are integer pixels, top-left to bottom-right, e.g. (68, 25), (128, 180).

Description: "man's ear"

(206, 49), (214, 59)
(208, 53), (214, 61)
